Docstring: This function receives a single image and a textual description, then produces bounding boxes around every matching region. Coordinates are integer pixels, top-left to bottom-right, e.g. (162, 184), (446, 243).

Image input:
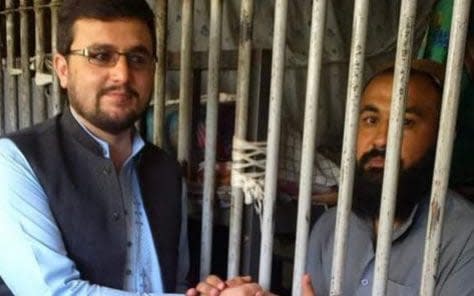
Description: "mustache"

(359, 148), (386, 167)
(96, 85), (139, 99)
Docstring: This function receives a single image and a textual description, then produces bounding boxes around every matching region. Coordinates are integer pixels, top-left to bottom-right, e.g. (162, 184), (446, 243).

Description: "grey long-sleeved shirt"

(306, 191), (474, 296)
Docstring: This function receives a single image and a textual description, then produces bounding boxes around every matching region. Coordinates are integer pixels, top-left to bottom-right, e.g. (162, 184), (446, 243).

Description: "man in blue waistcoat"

(0, 0), (189, 294)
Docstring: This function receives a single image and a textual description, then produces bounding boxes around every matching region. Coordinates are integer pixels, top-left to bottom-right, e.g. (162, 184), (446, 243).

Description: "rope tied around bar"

(231, 136), (267, 216)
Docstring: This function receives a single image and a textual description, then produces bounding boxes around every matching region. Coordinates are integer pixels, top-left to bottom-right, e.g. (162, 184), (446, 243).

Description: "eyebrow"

(360, 104), (423, 117)
(360, 104), (379, 114)
(88, 43), (152, 54)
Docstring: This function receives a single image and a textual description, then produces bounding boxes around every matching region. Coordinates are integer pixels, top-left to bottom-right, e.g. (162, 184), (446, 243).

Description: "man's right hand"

(302, 273), (317, 296)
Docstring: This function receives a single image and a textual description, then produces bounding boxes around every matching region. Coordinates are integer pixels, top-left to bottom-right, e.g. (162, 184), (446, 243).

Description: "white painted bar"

(419, 0), (472, 295)
(200, 0), (222, 280)
(227, 0), (254, 278)
(291, 0), (328, 294)
(329, 1), (369, 295)
(5, 0), (18, 133)
(258, 0), (288, 289)
(372, 0), (418, 295)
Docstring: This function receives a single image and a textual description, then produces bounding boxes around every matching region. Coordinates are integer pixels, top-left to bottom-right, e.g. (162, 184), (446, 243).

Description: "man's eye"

(90, 51), (113, 63)
(127, 53), (148, 65)
(404, 118), (415, 127)
(362, 116), (377, 125)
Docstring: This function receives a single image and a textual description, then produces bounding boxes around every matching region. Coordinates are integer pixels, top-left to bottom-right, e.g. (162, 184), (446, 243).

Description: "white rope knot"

(231, 137), (267, 214)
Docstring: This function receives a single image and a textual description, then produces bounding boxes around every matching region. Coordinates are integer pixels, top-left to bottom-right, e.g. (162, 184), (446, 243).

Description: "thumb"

(302, 274), (317, 296)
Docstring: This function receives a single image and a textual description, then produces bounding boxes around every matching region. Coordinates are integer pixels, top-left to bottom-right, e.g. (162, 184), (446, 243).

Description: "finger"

(196, 282), (222, 296)
(301, 274), (317, 296)
(221, 283), (264, 296)
(186, 288), (199, 296)
(205, 274), (227, 290)
(225, 275), (253, 287)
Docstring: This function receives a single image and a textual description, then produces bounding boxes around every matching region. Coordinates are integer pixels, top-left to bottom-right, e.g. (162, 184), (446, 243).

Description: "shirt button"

(361, 279), (369, 286)
(127, 241), (132, 247)
(125, 269), (132, 276)
(112, 212), (120, 221)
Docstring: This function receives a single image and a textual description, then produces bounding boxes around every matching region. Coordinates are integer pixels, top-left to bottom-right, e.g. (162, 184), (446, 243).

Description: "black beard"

(69, 84), (146, 135)
(352, 147), (436, 223)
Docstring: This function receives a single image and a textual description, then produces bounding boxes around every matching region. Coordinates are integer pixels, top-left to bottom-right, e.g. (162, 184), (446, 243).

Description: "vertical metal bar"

(177, 0), (193, 166)
(372, 0), (418, 295)
(5, 0), (18, 133)
(258, 0), (288, 289)
(51, 0), (62, 116)
(291, 0), (328, 294)
(329, 0), (369, 295)
(420, 0), (472, 295)
(200, 0), (222, 280)
(19, 0), (31, 129)
(227, 0), (254, 278)
(33, 0), (46, 123)
(0, 59), (4, 135)
(153, 0), (167, 147)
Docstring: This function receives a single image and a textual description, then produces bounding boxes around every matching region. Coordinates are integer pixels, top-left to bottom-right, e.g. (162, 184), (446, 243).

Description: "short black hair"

(57, 0), (156, 55)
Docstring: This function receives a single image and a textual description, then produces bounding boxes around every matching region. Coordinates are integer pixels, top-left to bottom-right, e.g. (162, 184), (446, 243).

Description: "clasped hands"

(186, 273), (316, 296)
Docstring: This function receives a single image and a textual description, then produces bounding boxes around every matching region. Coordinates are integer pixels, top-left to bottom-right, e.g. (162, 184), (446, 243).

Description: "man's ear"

(53, 53), (69, 89)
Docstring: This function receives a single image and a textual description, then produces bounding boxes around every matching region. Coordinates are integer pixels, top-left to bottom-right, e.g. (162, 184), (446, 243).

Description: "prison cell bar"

(33, 0), (46, 123)
(329, 0), (369, 295)
(258, 0), (289, 289)
(177, 0), (194, 166)
(0, 58), (4, 135)
(420, 0), (472, 295)
(50, 0), (61, 116)
(153, 0), (167, 147)
(372, 0), (418, 295)
(227, 0), (254, 278)
(200, 0), (223, 280)
(19, 0), (31, 129)
(291, 0), (328, 294)
(5, 0), (18, 133)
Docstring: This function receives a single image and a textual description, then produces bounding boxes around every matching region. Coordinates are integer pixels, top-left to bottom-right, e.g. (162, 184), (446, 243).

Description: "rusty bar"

(329, 0), (370, 295)
(152, 0), (167, 147)
(50, 0), (62, 116)
(258, 0), (288, 289)
(372, 0), (418, 295)
(227, 0), (254, 278)
(177, 0), (193, 166)
(5, 0), (18, 133)
(33, 0), (47, 123)
(291, 0), (329, 294)
(0, 59), (4, 135)
(19, 0), (31, 129)
(419, 0), (472, 295)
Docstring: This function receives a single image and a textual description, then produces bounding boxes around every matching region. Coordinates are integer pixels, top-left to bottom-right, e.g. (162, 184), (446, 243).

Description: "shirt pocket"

(387, 279), (418, 296)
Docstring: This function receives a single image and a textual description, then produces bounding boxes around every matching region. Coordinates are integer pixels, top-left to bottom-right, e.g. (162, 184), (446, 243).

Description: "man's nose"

(373, 122), (388, 149)
(110, 55), (130, 83)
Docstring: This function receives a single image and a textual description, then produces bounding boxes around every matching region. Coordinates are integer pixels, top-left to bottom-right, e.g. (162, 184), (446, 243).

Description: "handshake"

(186, 274), (316, 296)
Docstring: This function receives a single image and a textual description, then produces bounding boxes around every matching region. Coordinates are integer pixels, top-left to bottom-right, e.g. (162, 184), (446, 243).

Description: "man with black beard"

(305, 60), (474, 296)
(185, 61), (474, 296)
(0, 0), (188, 294)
